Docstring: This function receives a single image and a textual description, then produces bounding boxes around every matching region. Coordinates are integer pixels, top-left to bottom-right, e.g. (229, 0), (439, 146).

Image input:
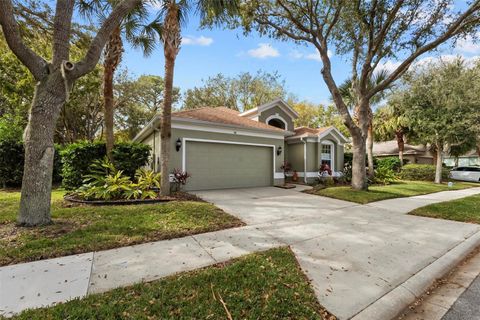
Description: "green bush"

(0, 139), (62, 187)
(376, 157), (402, 172)
(399, 164), (449, 181)
(61, 141), (150, 190)
(373, 166), (398, 185)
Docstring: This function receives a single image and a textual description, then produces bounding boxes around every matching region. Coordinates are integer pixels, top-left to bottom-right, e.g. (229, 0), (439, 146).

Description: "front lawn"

(0, 190), (243, 266)
(410, 194), (480, 224)
(307, 181), (478, 204)
(10, 247), (326, 320)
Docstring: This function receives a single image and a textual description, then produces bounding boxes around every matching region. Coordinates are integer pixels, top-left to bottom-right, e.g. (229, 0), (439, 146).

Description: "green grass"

(9, 247), (324, 320)
(0, 190), (243, 266)
(307, 181), (478, 204)
(410, 194), (480, 224)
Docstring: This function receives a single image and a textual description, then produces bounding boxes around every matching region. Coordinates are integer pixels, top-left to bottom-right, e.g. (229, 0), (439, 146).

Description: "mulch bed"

(64, 191), (205, 206)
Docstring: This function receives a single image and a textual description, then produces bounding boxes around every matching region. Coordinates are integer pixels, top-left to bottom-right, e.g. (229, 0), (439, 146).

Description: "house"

(133, 99), (348, 191)
(372, 140), (480, 167)
(372, 140), (434, 164)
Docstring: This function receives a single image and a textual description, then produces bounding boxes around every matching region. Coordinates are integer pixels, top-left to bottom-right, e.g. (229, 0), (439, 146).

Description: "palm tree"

(374, 104), (410, 166)
(79, 1), (159, 158)
(338, 70), (390, 177)
(155, 0), (238, 195)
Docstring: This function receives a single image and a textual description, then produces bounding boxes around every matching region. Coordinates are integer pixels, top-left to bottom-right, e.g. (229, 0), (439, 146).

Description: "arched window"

(268, 118), (286, 129)
(266, 114), (288, 130)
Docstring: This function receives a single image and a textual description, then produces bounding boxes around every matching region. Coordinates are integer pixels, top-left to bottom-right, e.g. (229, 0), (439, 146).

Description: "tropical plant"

(154, 0), (238, 196)
(135, 168), (161, 190)
(172, 168), (191, 191)
(373, 167), (397, 185)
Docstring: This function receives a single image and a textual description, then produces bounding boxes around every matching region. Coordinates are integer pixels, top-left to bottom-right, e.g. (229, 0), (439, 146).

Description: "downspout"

(301, 137), (307, 184)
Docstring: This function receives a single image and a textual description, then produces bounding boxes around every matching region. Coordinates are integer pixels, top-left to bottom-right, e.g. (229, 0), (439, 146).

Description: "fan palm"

(78, 1), (160, 158)
(153, 0), (238, 195)
(337, 70), (391, 177)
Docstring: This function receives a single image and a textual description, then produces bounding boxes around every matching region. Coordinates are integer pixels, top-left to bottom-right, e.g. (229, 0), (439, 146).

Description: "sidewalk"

(1, 186), (480, 318)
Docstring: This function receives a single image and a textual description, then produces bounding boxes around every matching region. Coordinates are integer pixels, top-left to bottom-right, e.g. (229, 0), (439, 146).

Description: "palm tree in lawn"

(374, 104), (411, 166)
(79, 1), (160, 158)
(338, 70), (391, 177)
(155, 0), (238, 196)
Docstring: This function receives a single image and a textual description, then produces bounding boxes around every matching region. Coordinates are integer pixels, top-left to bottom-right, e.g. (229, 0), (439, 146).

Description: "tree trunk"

(434, 143), (443, 184)
(18, 72), (68, 226)
(366, 123), (374, 178)
(103, 27), (123, 159)
(351, 133), (368, 190)
(104, 65), (115, 159)
(396, 130), (405, 166)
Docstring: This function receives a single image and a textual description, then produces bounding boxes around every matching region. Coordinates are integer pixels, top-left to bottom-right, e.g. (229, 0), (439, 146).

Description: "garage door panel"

(185, 142), (273, 190)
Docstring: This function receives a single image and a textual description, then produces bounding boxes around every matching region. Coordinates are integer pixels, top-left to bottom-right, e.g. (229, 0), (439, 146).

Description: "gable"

(239, 99), (298, 132)
(258, 106), (295, 131)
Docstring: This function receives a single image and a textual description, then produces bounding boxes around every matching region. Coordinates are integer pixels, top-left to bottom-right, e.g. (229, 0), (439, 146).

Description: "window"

(321, 143), (333, 171)
(267, 118), (286, 130)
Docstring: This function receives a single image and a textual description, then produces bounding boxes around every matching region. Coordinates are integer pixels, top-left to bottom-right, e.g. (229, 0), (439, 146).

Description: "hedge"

(0, 139), (62, 187)
(399, 164), (449, 181)
(61, 141), (150, 190)
(376, 157), (402, 172)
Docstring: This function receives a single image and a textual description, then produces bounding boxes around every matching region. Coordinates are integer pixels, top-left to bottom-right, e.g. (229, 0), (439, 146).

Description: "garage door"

(184, 141), (274, 190)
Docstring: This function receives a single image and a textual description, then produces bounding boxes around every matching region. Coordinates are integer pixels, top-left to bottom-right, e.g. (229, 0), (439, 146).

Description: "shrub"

(112, 142), (151, 178)
(399, 164), (449, 181)
(61, 141), (150, 190)
(376, 157), (402, 172)
(172, 169), (191, 191)
(373, 167), (398, 185)
(0, 139), (62, 187)
(75, 158), (159, 200)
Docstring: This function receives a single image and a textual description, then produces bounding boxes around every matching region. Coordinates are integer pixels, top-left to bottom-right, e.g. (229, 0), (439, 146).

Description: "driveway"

(196, 186), (480, 320)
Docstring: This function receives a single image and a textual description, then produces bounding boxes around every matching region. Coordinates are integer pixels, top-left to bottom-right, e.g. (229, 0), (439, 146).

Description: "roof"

(172, 107), (286, 132)
(239, 98), (299, 119)
(373, 140), (430, 156)
(291, 126), (331, 138)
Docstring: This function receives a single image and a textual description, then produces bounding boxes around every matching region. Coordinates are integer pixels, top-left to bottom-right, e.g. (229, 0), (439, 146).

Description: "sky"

(118, 3), (480, 105)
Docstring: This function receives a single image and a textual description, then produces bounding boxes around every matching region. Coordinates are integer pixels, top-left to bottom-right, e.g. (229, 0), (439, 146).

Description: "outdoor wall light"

(277, 146), (283, 156)
(176, 138), (182, 152)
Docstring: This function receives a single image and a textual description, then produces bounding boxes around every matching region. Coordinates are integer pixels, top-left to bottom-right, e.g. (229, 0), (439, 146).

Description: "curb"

(351, 230), (480, 320)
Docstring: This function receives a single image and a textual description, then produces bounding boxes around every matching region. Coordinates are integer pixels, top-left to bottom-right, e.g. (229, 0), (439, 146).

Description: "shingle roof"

(173, 107), (286, 132)
(290, 126), (331, 138)
(372, 140), (429, 156)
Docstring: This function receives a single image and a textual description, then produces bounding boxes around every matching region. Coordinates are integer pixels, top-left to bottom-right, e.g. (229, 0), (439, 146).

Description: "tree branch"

(70, 0), (141, 79)
(0, 0), (48, 80)
(52, 0), (75, 66)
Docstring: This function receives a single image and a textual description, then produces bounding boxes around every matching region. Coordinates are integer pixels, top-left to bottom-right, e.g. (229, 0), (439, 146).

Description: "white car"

(449, 166), (480, 182)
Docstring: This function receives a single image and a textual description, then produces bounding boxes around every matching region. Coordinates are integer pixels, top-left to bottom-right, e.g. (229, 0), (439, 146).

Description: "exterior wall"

(169, 128), (285, 185)
(258, 106), (294, 131)
(286, 142), (304, 173)
(139, 129), (160, 171)
(305, 142), (318, 172)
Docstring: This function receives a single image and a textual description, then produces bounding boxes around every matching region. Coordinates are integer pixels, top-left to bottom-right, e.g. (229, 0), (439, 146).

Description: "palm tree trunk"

(103, 26), (123, 159)
(395, 129), (405, 166)
(367, 123), (374, 178)
(160, 5), (181, 196)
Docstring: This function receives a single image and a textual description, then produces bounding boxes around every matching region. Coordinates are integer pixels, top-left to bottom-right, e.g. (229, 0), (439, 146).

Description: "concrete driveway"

(195, 186), (480, 320)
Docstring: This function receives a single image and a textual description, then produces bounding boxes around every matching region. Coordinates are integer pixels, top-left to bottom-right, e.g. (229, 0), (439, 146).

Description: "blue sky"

(119, 5), (480, 105)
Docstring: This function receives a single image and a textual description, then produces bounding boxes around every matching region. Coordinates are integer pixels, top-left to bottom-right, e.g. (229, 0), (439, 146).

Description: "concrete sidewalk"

(1, 186), (480, 318)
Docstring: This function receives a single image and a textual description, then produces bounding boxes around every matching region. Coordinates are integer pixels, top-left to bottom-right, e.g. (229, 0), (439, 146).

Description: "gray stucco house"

(133, 99), (348, 191)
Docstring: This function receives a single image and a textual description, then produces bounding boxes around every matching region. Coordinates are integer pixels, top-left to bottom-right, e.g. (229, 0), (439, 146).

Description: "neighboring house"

(443, 149), (480, 167)
(372, 140), (434, 164)
(134, 99), (348, 191)
(372, 140), (480, 167)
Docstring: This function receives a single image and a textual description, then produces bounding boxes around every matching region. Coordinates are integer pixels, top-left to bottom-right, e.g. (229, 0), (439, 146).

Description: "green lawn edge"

(306, 181), (478, 204)
(7, 247), (328, 320)
(0, 190), (244, 266)
(409, 194), (480, 224)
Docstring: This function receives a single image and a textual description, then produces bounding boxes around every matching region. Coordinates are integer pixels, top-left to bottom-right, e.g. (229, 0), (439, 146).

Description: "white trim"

(172, 123), (285, 140)
(296, 172), (319, 178)
(265, 114), (289, 131)
(274, 172), (285, 179)
(182, 138), (280, 184)
(317, 127), (348, 143)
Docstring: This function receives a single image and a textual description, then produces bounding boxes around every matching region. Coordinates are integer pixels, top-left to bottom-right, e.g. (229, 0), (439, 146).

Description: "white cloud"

(182, 36), (213, 46)
(377, 60), (402, 72)
(247, 43), (280, 59)
(377, 54), (480, 73)
(455, 35), (480, 54)
(290, 49), (332, 62)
